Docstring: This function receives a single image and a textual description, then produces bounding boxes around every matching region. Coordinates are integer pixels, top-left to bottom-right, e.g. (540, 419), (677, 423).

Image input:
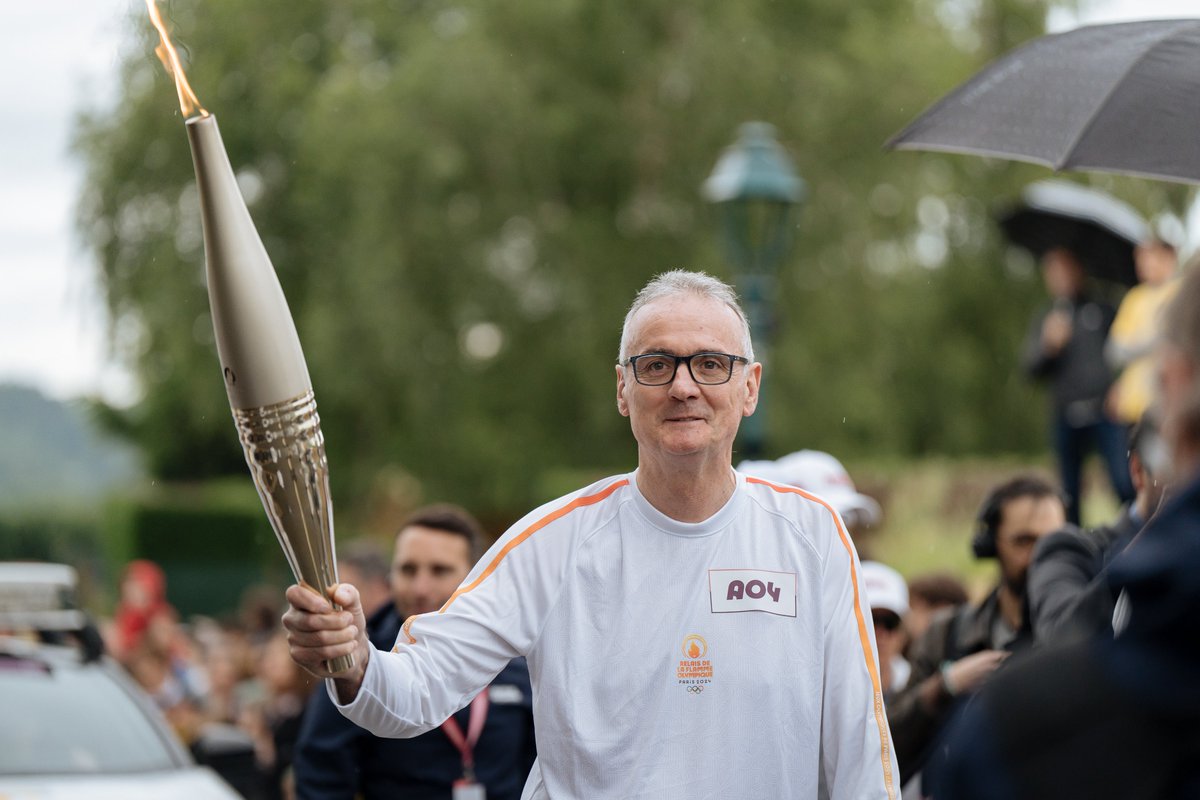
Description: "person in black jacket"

(292, 505), (536, 800)
(886, 476), (1065, 787)
(1022, 247), (1134, 525)
(1027, 412), (1169, 646)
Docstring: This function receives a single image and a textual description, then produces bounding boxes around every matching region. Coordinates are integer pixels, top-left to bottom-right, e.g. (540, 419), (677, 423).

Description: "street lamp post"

(703, 121), (805, 459)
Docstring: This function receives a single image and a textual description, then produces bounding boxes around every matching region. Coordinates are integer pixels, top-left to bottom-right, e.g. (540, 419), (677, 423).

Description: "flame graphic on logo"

(145, 0), (208, 119)
(681, 634), (707, 659)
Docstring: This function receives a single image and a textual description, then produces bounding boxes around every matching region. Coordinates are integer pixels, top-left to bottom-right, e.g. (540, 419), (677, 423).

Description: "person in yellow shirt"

(1106, 237), (1180, 424)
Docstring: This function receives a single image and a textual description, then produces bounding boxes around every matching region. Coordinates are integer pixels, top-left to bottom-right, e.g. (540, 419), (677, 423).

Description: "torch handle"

(326, 651), (356, 674)
(304, 582), (355, 674)
(232, 394), (353, 673)
(324, 591), (356, 674)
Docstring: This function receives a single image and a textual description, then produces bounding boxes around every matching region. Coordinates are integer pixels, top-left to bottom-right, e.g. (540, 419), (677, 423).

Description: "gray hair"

(618, 270), (754, 362)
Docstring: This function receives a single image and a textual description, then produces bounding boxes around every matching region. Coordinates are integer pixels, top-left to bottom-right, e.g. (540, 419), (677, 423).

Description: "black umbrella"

(886, 19), (1200, 185)
(999, 180), (1149, 286)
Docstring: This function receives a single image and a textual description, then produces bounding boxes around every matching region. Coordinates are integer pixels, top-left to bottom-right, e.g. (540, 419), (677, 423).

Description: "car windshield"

(0, 655), (180, 775)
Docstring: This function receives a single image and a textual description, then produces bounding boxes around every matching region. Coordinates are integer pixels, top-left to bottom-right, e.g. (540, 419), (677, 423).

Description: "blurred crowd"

(100, 559), (317, 799)
(98, 504), (536, 800)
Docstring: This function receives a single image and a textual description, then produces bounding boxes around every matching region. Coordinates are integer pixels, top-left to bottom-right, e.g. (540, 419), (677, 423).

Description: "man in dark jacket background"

(886, 475), (1065, 785)
(293, 505), (536, 800)
(1022, 246), (1134, 524)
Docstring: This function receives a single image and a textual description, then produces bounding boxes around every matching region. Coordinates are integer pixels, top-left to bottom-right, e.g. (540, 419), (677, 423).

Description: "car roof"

(0, 637), (196, 762)
(0, 768), (245, 800)
(0, 562), (81, 616)
(0, 561), (98, 658)
(0, 565), (241, 799)
(0, 562), (78, 587)
(0, 635), (86, 667)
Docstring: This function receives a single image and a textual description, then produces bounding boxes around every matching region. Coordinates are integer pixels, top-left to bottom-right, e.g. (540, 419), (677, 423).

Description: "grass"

(845, 455), (1122, 600)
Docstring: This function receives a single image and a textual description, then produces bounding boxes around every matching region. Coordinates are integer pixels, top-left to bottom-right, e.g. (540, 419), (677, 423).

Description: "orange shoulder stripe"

(438, 478), (630, 615)
(747, 477), (897, 799)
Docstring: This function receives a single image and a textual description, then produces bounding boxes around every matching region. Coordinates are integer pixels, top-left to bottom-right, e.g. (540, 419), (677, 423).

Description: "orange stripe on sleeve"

(436, 478), (630, 616)
(747, 476), (897, 800)
(397, 615), (417, 646)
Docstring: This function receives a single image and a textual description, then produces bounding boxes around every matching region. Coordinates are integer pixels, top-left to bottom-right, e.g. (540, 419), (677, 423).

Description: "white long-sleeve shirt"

(334, 470), (899, 799)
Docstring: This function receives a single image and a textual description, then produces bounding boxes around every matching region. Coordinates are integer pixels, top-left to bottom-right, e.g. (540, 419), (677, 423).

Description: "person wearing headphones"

(885, 475), (1066, 787)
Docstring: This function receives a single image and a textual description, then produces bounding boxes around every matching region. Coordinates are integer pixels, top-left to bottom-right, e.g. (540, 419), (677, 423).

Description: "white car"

(0, 563), (245, 799)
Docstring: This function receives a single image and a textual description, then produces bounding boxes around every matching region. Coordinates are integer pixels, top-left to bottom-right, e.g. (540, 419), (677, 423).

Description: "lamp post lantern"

(703, 121), (805, 459)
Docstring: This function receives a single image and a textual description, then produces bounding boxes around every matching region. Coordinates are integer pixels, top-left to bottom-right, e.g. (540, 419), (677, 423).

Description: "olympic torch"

(147, 2), (351, 673)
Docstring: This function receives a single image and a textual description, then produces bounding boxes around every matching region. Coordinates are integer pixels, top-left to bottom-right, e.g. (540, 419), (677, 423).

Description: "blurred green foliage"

(74, 0), (1192, 530)
(0, 510), (112, 613)
(0, 480), (283, 617)
(105, 480), (286, 617)
(0, 514), (104, 570)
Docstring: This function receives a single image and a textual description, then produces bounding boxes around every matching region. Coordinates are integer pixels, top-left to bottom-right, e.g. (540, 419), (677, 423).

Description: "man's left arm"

(818, 516), (901, 800)
(1028, 527), (1110, 645)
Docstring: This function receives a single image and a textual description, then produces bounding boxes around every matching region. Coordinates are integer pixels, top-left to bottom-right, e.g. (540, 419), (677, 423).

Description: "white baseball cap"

(861, 560), (909, 617)
(735, 459), (791, 484)
(769, 449), (883, 529)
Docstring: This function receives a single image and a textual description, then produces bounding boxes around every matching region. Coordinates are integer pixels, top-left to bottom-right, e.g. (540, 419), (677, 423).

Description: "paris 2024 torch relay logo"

(677, 634), (713, 694)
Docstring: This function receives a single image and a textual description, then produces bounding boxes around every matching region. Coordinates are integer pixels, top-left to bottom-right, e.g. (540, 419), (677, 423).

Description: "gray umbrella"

(886, 19), (1200, 185)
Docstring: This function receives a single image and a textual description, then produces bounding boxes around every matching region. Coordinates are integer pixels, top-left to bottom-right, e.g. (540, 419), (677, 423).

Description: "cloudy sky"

(2, 0), (134, 403)
(1, 0), (1196, 405)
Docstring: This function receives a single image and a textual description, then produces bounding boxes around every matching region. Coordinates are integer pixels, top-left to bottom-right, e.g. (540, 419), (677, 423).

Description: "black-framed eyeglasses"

(622, 352), (749, 386)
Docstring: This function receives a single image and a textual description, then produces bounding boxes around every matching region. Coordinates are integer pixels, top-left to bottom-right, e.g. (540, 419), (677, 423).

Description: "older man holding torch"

(283, 270), (899, 799)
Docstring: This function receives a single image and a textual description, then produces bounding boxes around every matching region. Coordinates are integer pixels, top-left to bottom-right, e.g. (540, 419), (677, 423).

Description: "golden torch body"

(187, 114), (352, 673)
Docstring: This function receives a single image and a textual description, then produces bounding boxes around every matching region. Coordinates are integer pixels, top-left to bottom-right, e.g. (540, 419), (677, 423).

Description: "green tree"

(78, 0), (1174, 526)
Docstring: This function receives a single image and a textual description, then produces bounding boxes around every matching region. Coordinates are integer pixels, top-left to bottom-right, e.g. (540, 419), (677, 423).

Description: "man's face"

(871, 608), (905, 664)
(994, 495), (1065, 594)
(1158, 342), (1196, 477)
(615, 294), (761, 466)
(1041, 249), (1084, 299)
(1135, 242), (1176, 285)
(390, 525), (473, 616)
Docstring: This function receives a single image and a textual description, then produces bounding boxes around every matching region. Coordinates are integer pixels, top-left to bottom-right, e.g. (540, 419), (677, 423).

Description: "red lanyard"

(441, 688), (490, 780)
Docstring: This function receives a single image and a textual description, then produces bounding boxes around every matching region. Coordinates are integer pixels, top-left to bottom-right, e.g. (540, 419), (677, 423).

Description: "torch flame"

(145, 0), (208, 119)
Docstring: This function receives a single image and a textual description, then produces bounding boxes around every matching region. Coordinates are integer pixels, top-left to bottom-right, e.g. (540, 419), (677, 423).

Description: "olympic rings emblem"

(686, 685), (704, 694)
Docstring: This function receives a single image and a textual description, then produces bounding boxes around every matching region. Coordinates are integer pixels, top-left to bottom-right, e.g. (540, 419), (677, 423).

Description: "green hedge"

(104, 480), (290, 619)
(0, 515), (102, 565)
